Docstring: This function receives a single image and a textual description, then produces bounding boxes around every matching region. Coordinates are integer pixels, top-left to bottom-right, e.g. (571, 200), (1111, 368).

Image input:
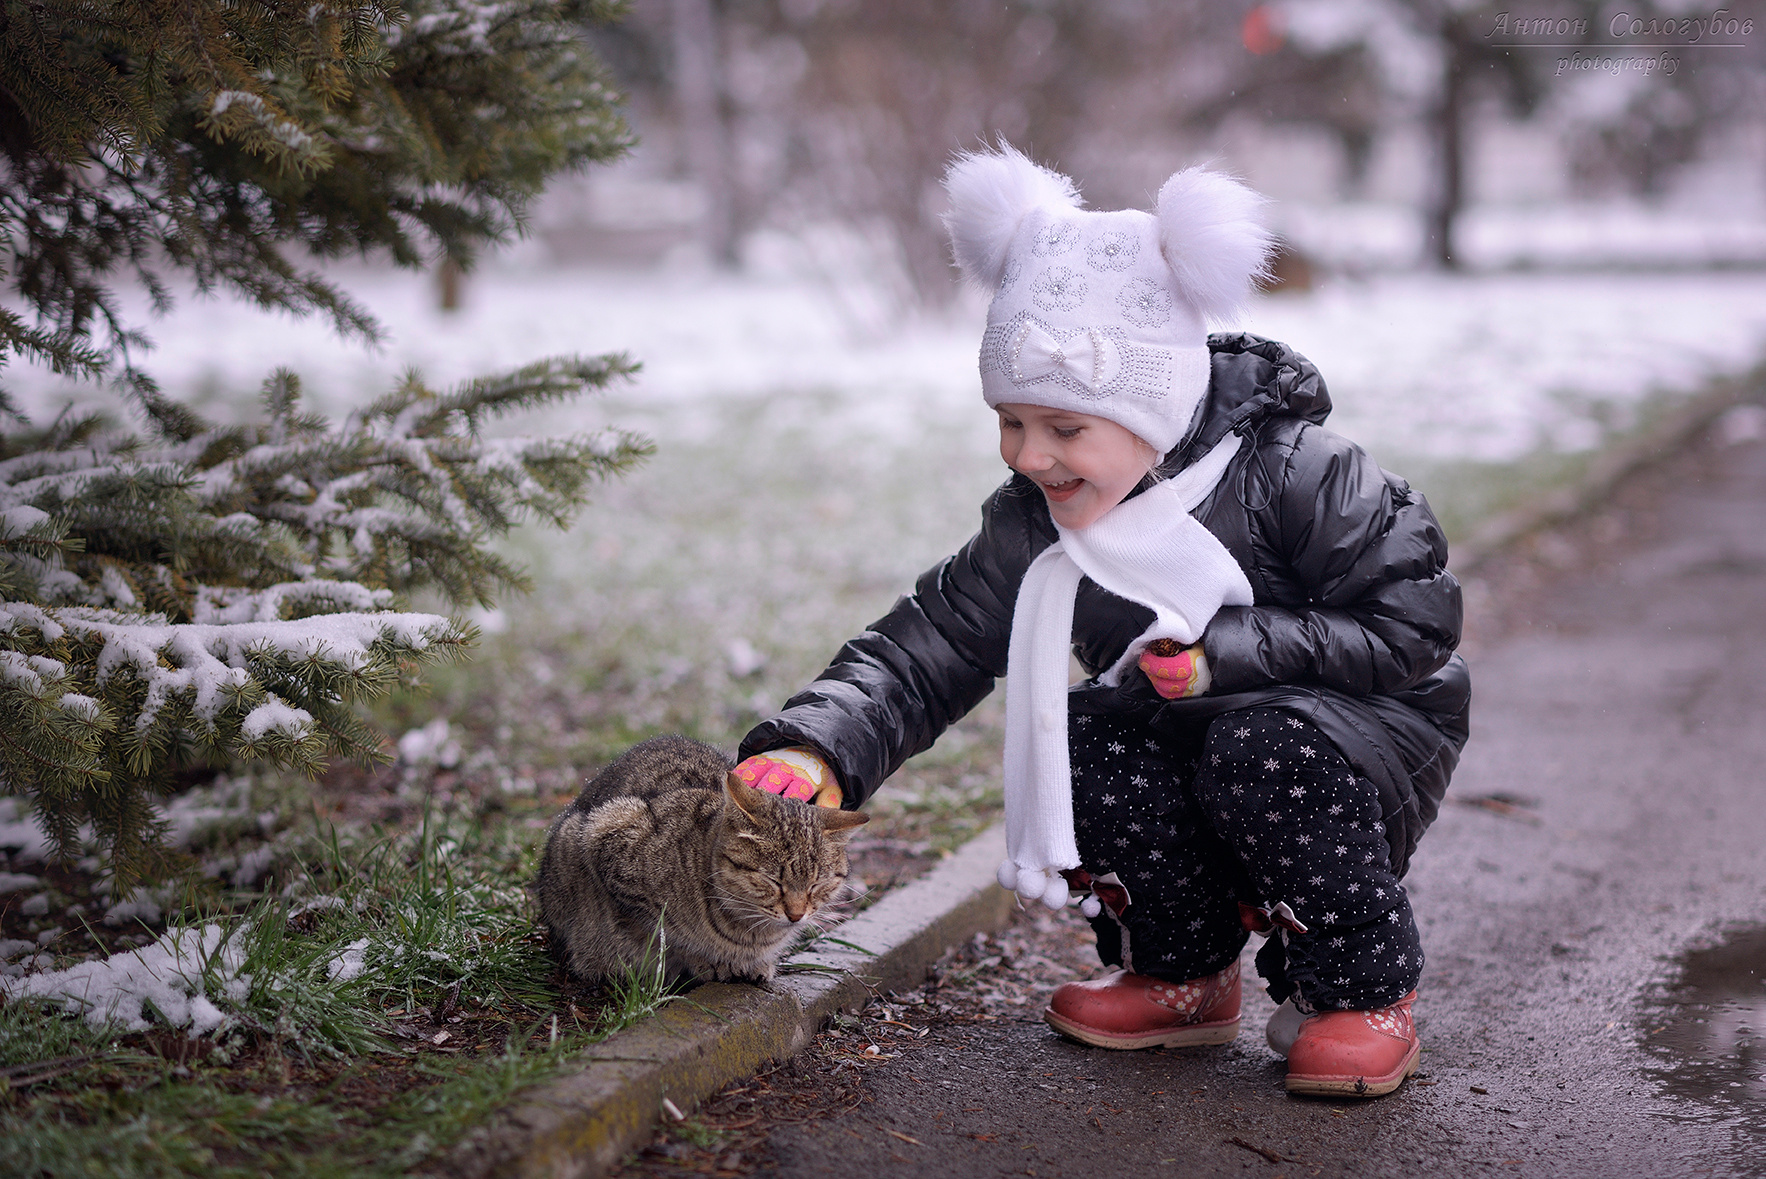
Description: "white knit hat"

(943, 145), (1275, 454)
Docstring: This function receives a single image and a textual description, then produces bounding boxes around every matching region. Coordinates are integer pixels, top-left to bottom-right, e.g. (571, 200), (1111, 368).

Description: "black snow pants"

(1068, 706), (1423, 1012)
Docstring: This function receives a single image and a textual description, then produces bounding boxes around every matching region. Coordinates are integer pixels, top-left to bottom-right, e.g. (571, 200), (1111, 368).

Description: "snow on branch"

(0, 354), (646, 888)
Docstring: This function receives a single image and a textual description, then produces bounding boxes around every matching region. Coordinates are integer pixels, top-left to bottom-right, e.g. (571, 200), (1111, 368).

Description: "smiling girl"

(728, 145), (1469, 1098)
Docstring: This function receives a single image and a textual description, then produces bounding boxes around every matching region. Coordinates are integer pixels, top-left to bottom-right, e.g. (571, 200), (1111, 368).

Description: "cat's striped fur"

(536, 736), (867, 984)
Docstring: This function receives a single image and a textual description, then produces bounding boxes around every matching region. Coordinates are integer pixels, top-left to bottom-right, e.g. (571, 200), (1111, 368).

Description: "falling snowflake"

(1289, 785), (1307, 799)
(1263, 758), (1281, 772)
(1300, 745), (1316, 758)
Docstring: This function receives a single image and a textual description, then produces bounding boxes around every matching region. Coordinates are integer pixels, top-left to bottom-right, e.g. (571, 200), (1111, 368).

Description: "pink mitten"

(731, 748), (840, 806)
(1137, 639), (1211, 700)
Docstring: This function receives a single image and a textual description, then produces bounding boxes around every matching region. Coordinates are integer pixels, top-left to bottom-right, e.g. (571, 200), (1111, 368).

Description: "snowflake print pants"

(1068, 706), (1423, 1012)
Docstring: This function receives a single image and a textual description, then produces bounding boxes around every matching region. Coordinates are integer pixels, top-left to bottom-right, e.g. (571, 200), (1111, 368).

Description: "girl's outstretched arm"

(739, 480), (1052, 809)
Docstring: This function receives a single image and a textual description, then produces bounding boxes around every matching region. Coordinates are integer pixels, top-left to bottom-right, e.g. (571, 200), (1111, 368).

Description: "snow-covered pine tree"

(0, 2), (649, 889)
(0, 0), (631, 398)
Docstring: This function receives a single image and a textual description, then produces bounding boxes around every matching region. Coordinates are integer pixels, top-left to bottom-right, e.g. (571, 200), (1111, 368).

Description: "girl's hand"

(1138, 639), (1212, 700)
(731, 748), (843, 808)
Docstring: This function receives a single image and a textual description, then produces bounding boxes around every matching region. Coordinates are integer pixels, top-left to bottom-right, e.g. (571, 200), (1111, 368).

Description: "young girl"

(728, 145), (1469, 1098)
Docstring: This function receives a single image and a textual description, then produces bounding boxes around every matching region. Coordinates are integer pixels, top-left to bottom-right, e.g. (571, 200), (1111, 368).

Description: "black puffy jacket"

(741, 333), (1471, 877)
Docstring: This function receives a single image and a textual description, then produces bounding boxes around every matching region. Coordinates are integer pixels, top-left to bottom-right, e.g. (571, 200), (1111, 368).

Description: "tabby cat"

(536, 735), (868, 984)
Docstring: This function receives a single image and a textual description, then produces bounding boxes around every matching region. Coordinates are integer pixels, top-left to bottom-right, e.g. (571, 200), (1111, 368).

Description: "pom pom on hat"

(1156, 166), (1276, 322)
(950, 141), (1275, 455)
(943, 143), (1083, 290)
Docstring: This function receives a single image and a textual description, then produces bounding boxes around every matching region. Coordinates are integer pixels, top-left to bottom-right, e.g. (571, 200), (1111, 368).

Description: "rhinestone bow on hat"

(1008, 321), (1118, 394)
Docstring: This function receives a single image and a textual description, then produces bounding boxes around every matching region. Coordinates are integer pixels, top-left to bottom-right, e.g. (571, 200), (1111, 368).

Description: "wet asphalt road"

(759, 425), (1766, 1179)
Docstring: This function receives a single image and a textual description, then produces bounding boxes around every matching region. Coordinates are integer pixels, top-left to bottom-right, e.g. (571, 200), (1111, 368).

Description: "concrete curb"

(1453, 370), (1763, 573)
(449, 825), (1013, 1179)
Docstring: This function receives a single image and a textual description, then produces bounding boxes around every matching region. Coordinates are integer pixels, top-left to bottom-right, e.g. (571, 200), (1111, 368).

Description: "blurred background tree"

(0, 0), (650, 888)
(562, 0), (1766, 293)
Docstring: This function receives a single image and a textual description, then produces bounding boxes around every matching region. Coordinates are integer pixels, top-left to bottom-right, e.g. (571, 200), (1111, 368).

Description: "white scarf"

(996, 434), (1254, 909)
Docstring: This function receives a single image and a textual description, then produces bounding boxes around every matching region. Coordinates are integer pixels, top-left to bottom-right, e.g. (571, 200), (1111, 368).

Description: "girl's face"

(996, 402), (1160, 530)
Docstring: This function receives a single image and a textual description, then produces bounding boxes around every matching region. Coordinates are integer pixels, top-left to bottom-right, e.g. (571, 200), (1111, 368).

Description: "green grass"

(0, 809), (687, 1176)
(9, 363), (1731, 1173)
(0, 1024), (614, 1178)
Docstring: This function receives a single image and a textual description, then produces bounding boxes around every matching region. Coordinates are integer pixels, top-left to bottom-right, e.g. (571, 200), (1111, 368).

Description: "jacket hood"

(1170, 333), (1332, 467)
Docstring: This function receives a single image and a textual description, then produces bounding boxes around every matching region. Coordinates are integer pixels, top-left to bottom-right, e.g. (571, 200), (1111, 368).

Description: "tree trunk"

(1425, 27), (1467, 270)
(671, 0), (738, 268)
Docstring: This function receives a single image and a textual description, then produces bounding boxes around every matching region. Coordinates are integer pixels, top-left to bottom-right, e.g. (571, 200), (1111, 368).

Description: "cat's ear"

(816, 808), (869, 836)
(724, 772), (767, 819)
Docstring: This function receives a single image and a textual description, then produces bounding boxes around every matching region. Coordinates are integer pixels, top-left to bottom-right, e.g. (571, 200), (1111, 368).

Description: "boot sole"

(1043, 1008), (1241, 1050)
(1284, 1037), (1421, 1098)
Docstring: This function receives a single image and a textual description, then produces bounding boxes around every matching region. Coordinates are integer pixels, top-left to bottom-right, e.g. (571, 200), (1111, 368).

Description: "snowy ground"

(13, 262), (1766, 463)
(11, 260), (1766, 745)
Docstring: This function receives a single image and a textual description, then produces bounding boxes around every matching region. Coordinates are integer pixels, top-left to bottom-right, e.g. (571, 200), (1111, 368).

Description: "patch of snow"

(0, 604), (459, 745)
(57, 693), (101, 722)
(0, 798), (54, 865)
(158, 777), (255, 850)
(398, 717), (461, 768)
(103, 891), (166, 928)
(19, 893), (49, 917)
(290, 895), (347, 921)
(0, 505), (48, 538)
(0, 872), (40, 895)
(12, 264), (1766, 473)
(0, 938), (34, 961)
(1, 923), (246, 1035)
(238, 697), (315, 742)
(231, 844), (276, 888)
(326, 937), (372, 983)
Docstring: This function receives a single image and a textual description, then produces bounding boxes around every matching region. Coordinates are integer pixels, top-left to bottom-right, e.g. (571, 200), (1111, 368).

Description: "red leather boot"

(1043, 959), (1240, 1049)
(1284, 990), (1419, 1097)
